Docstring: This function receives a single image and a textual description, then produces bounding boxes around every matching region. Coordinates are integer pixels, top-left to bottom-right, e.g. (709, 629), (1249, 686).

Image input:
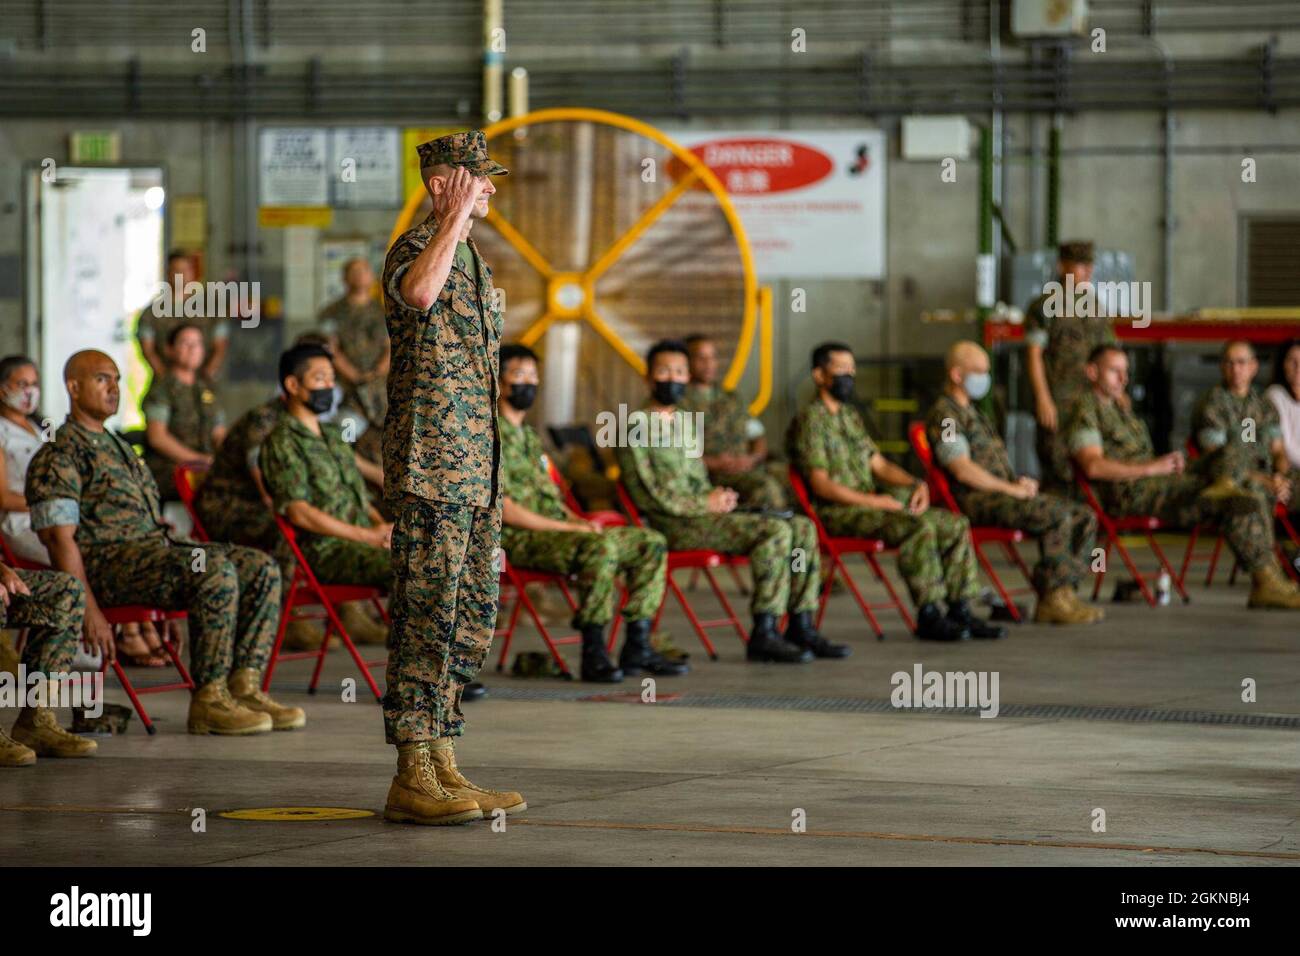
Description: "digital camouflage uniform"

(925, 393), (1097, 595)
(679, 382), (788, 509)
(382, 134), (506, 744)
(25, 419), (281, 687)
(136, 303), (230, 374)
(193, 397), (284, 553)
(319, 295), (389, 465)
(0, 569), (85, 674)
(1024, 291), (1116, 490)
(142, 372), (225, 499)
(787, 398), (979, 608)
(1065, 390), (1276, 571)
(617, 403), (820, 617)
(261, 415), (390, 588)
(500, 415), (665, 626)
(1191, 385), (1299, 505)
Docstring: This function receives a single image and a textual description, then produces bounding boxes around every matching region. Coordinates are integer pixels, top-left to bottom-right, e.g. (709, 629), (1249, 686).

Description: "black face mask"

(828, 374), (856, 402)
(507, 383), (537, 411)
(306, 387), (335, 415)
(652, 380), (687, 406)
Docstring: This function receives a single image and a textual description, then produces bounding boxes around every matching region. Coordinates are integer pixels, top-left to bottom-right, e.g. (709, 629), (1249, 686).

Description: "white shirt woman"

(0, 359), (50, 565)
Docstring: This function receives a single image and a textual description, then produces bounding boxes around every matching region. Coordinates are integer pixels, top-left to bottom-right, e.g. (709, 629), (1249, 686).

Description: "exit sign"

(69, 132), (121, 163)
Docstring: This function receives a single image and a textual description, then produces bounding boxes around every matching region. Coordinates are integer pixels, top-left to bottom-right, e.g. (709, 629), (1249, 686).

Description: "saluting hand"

(431, 167), (485, 225)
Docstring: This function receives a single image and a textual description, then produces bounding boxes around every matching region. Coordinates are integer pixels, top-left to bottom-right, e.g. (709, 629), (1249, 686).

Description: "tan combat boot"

(384, 742), (484, 826)
(1247, 564), (1300, 609)
(1062, 588), (1105, 622)
(11, 707), (98, 758)
(227, 668), (306, 730)
(187, 680), (273, 735)
(1198, 477), (1240, 500)
(339, 602), (388, 645)
(1034, 587), (1099, 625)
(283, 617), (327, 652)
(428, 738), (527, 816)
(0, 725), (36, 767)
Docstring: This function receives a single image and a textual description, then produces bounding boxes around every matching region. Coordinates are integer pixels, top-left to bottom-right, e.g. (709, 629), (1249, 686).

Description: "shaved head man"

(924, 340), (1102, 624)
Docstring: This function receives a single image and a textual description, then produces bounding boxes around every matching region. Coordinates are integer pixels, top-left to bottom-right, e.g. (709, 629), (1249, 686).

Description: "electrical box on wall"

(1011, 0), (1089, 38)
(901, 116), (971, 160)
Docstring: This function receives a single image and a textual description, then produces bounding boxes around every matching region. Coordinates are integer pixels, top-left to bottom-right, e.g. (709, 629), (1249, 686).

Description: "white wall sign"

(665, 129), (887, 280)
(259, 127), (329, 207)
(330, 127), (401, 207)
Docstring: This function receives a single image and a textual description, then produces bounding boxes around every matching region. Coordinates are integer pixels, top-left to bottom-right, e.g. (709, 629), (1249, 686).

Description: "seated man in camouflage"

(318, 257), (390, 468)
(680, 333), (788, 509)
(788, 341), (1004, 642)
(142, 322), (226, 501)
(617, 339), (848, 663)
(1192, 340), (1294, 512)
(497, 344), (677, 683)
(260, 343), (393, 638)
(925, 341), (1101, 625)
(1067, 344), (1300, 609)
(0, 562), (97, 766)
(27, 350), (302, 734)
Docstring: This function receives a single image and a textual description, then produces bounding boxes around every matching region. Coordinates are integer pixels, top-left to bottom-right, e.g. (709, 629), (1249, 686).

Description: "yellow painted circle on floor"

(219, 807), (374, 822)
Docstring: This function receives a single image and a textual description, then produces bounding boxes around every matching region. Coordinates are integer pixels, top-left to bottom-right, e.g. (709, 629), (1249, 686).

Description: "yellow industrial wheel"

(387, 108), (770, 423)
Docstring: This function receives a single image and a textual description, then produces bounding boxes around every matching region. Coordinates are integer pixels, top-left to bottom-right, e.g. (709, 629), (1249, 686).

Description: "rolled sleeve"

(1024, 328), (1049, 349)
(1197, 426), (1227, 451)
(933, 433), (972, 467)
(143, 401), (171, 426)
(30, 498), (79, 531)
(1069, 427), (1104, 454)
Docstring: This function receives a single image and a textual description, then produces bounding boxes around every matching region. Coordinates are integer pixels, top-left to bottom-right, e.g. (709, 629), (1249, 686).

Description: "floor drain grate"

(485, 686), (1300, 729)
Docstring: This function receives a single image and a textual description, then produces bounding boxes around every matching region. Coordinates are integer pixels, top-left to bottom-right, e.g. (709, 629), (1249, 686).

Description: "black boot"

(947, 599), (1006, 640)
(619, 620), (689, 676)
(746, 612), (813, 663)
(462, 682), (488, 702)
(914, 603), (971, 642)
(783, 610), (851, 659)
(580, 624), (624, 683)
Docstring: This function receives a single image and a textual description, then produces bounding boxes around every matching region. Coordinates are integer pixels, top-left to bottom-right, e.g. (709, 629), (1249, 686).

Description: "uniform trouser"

(302, 537), (391, 589)
(818, 505), (980, 608)
(1035, 423), (1075, 495)
(958, 490), (1098, 594)
(648, 513), (821, 616)
(710, 464), (791, 510)
(1102, 475), (1276, 572)
(84, 540), (281, 687)
(383, 497), (500, 743)
(501, 525), (667, 626)
(195, 493), (296, 583)
(1, 569), (85, 673)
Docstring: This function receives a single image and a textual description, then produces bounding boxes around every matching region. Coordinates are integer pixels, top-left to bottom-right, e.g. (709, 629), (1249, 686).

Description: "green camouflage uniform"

(787, 398), (979, 608)
(925, 393), (1097, 595)
(142, 373), (225, 499)
(319, 295), (389, 465)
(617, 403), (819, 617)
(1191, 385), (1297, 504)
(193, 397), (284, 552)
(1065, 390), (1276, 572)
(382, 132), (507, 745)
(1024, 291), (1116, 490)
(26, 419), (281, 686)
(0, 568), (85, 674)
(136, 302), (231, 373)
(261, 415), (389, 588)
(680, 382), (788, 509)
(499, 414), (666, 626)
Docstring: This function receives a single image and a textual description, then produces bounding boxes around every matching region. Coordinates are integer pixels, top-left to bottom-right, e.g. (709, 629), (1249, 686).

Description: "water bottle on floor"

(1156, 570), (1172, 606)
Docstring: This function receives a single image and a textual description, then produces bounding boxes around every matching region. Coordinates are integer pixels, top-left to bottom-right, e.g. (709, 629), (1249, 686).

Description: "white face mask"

(3, 385), (39, 415)
(963, 372), (991, 401)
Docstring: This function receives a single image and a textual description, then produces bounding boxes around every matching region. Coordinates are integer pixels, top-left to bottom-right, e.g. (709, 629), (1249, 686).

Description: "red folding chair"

(1, 537), (192, 735)
(907, 421), (1033, 622)
(787, 467), (915, 639)
(1074, 465), (1190, 607)
(262, 515), (389, 701)
(173, 462), (211, 542)
(615, 484), (745, 659)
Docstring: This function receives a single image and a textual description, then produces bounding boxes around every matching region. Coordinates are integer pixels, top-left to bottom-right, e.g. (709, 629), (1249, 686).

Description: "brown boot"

(11, 707), (97, 758)
(428, 738), (527, 816)
(1198, 477), (1240, 500)
(339, 602), (388, 646)
(0, 725), (36, 767)
(1034, 587), (1100, 625)
(0, 631), (19, 679)
(283, 617), (327, 652)
(1248, 564), (1300, 609)
(187, 681), (273, 735)
(384, 742), (483, 826)
(1062, 587), (1105, 622)
(227, 668), (306, 730)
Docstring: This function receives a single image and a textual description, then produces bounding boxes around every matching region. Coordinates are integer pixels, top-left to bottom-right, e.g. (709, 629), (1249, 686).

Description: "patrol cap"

(416, 130), (508, 177)
(1057, 239), (1095, 264)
